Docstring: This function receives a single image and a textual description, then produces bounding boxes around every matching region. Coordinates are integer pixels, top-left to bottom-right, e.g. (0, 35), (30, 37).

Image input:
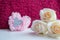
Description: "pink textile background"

(0, 0), (60, 29)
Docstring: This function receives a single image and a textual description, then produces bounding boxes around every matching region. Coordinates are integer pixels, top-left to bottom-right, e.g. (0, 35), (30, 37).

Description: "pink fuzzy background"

(0, 0), (60, 29)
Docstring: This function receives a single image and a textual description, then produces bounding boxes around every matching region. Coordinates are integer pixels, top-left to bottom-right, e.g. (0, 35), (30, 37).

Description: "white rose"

(40, 8), (57, 23)
(47, 20), (60, 37)
(31, 20), (47, 34)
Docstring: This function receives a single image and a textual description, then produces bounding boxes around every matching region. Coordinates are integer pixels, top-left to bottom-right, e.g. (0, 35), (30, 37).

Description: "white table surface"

(0, 28), (60, 40)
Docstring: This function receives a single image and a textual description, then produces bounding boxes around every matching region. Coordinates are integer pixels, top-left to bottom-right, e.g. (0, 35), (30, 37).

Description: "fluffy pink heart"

(8, 12), (31, 31)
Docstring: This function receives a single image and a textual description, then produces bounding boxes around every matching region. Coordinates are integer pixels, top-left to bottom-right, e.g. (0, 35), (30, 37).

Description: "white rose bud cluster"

(31, 8), (60, 37)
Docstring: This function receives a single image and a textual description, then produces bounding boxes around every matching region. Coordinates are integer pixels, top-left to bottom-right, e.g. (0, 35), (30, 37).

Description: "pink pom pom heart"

(8, 12), (31, 31)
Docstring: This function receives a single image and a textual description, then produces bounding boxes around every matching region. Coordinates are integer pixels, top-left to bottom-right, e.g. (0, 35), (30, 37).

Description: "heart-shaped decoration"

(8, 12), (31, 31)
